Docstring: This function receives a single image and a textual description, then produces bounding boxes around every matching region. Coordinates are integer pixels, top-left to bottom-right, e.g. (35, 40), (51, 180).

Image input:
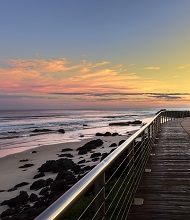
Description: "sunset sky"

(0, 0), (190, 110)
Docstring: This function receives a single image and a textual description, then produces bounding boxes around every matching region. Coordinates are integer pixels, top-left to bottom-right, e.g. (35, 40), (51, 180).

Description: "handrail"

(35, 110), (190, 220)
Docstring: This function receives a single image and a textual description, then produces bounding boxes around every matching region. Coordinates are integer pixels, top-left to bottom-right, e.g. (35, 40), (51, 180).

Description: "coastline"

(0, 131), (135, 216)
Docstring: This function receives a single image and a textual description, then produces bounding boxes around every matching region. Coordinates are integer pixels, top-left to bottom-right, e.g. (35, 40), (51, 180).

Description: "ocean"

(0, 108), (159, 158)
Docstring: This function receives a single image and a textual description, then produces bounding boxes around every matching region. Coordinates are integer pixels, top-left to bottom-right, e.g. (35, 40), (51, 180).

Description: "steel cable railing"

(35, 110), (190, 220)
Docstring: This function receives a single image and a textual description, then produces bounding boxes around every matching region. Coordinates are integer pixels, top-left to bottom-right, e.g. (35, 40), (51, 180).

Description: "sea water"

(0, 108), (159, 158)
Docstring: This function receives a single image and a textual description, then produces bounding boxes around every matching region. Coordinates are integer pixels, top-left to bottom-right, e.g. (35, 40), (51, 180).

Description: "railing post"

(95, 172), (105, 220)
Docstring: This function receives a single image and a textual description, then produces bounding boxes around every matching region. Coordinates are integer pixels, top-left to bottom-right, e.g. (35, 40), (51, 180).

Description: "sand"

(0, 132), (134, 214)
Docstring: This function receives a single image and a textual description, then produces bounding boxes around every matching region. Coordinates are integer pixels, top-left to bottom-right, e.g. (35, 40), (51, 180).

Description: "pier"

(36, 110), (190, 220)
(127, 119), (190, 220)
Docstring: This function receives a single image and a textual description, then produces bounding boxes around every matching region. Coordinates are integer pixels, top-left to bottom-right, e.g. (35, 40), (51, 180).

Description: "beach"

(0, 131), (135, 218)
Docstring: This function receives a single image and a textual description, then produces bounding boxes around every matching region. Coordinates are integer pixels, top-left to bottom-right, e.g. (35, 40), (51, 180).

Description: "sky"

(0, 0), (190, 110)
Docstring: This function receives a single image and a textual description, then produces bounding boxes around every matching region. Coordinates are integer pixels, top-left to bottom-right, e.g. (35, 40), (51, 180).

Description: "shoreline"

(0, 130), (136, 217)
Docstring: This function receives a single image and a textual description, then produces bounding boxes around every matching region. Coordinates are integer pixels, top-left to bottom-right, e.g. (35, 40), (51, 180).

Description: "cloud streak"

(144, 67), (160, 70)
(0, 58), (163, 95)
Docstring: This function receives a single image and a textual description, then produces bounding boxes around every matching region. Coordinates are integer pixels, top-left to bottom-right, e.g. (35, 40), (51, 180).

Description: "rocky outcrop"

(1, 191), (29, 207)
(58, 129), (65, 133)
(77, 139), (103, 155)
(109, 120), (142, 126)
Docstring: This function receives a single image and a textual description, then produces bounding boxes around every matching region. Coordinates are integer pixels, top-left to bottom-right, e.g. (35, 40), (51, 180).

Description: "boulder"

(29, 193), (39, 202)
(78, 159), (86, 164)
(19, 164), (34, 168)
(55, 170), (73, 181)
(61, 148), (73, 152)
(118, 140), (126, 145)
(30, 179), (47, 190)
(38, 158), (76, 173)
(77, 139), (103, 152)
(39, 187), (49, 195)
(50, 179), (68, 191)
(58, 129), (65, 133)
(58, 153), (73, 158)
(31, 150), (37, 154)
(112, 132), (119, 136)
(33, 172), (45, 179)
(14, 182), (29, 188)
(91, 152), (101, 158)
(78, 149), (88, 155)
(101, 153), (109, 161)
(92, 158), (99, 162)
(0, 208), (15, 218)
(1, 191), (29, 207)
(19, 159), (29, 162)
(104, 132), (112, 136)
(109, 122), (129, 126)
(32, 129), (52, 132)
(109, 143), (117, 148)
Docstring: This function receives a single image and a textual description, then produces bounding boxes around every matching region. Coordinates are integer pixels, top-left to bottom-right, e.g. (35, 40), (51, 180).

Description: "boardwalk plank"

(127, 119), (190, 220)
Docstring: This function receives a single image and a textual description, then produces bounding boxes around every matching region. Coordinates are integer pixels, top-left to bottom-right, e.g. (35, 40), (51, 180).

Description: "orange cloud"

(0, 58), (166, 97)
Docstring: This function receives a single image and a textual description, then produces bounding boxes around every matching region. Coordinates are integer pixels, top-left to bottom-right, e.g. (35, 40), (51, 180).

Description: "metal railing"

(35, 110), (190, 220)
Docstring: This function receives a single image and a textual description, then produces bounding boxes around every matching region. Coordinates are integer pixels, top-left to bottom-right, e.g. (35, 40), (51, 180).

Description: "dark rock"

(29, 193), (39, 202)
(0, 190), (6, 192)
(109, 143), (117, 148)
(61, 148), (73, 152)
(58, 129), (65, 133)
(83, 124), (88, 127)
(79, 134), (84, 137)
(0, 208), (15, 218)
(38, 160), (54, 172)
(24, 206), (46, 217)
(109, 122), (129, 126)
(91, 152), (101, 158)
(19, 164), (34, 168)
(65, 174), (77, 184)
(128, 120), (142, 125)
(104, 132), (112, 136)
(101, 153), (109, 161)
(55, 170), (73, 181)
(58, 153), (73, 158)
(31, 150), (37, 154)
(38, 158), (76, 173)
(50, 179), (68, 191)
(33, 200), (47, 208)
(7, 187), (17, 192)
(39, 187), (49, 195)
(112, 132), (119, 136)
(92, 158), (99, 162)
(96, 132), (113, 136)
(110, 148), (116, 153)
(1, 191), (29, 207)
(8, 213), (28, 220)
(118, 140), (126, 145)
(95, 132), (103, 136)
(33, 172), (45, 179)
(32, 129), (52, 132)
(30, 179), (47, 190)
(78, 159), (86, 164)
(78, 149), (88, 155)
(46, 178), (53, 185)
(82, 166), (91, 171)
(71, 164), (81, 174)
(14, 182), (29, 188)
(110, 120), (142, 126)
(19, 159), (29, 162)
(77, 139), (103, 152)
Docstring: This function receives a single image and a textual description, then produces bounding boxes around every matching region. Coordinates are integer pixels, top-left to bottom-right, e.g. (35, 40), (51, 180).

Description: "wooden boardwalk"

(127, 119), (190, 220)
